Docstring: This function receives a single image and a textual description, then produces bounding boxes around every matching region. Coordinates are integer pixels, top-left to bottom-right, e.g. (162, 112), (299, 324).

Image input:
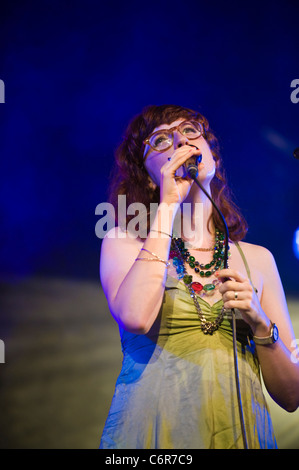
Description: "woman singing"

(99, 104), (299, 449)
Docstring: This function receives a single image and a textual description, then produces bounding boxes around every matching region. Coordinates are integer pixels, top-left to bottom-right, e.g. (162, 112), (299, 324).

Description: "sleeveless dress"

(99, 243), (277, 449)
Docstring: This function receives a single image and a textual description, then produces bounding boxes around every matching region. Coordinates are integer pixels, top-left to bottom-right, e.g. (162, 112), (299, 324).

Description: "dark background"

(0, 0), (299, 291)
(0, 0), (299, 449)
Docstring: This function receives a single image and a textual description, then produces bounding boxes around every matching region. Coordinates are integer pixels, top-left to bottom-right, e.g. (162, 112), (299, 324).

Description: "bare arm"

(100, 203), (177, 334)
(100, 145), (204, 334)
(253, 248), (299, 412)
(219, 247), (299, 412)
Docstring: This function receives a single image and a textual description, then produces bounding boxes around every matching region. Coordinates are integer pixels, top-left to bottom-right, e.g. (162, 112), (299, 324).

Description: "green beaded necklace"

(170, 231), (230, 334)
(170, 229), (230, 295)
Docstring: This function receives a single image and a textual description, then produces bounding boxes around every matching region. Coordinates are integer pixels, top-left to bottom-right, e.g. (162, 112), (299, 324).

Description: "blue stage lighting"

(293, 228), (299, 260)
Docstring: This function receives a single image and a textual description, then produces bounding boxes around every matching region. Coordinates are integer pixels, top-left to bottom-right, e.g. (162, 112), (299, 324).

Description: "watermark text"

(95, 195), (204, 242)
(0, 340), (4, 363)
(290, 339), (299, 364)
(0, 79), (5, 103)
(290, 79), (299, 104)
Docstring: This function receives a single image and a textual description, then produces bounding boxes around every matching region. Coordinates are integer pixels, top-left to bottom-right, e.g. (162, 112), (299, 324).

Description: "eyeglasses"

(143, 120), (204, 153)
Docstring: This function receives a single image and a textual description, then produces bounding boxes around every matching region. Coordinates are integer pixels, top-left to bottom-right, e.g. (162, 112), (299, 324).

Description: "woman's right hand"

(160, 146), (204, 206)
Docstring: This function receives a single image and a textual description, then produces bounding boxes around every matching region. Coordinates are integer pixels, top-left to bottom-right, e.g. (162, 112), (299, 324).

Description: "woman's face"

(143, 119), (216, 187)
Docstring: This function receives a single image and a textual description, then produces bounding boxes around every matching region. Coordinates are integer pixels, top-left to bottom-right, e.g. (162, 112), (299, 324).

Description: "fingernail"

(215, 271), (219, 276)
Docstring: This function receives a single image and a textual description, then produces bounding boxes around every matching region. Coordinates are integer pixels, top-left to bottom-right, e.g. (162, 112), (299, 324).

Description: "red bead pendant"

(191, 282), (203, 292)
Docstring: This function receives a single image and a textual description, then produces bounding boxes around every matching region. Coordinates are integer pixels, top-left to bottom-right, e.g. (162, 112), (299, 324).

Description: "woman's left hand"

(217, 268), (270, 335)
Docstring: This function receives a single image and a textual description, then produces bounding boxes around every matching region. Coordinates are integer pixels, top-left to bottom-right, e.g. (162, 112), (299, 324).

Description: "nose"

(173, 132), (189, 149)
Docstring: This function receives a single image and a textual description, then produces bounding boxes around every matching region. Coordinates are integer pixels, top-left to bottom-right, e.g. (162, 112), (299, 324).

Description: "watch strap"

(252, 322), (278, 345)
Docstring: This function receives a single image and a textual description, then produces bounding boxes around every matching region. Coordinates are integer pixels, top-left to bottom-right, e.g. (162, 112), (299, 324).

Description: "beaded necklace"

(169, 230), (230, 334)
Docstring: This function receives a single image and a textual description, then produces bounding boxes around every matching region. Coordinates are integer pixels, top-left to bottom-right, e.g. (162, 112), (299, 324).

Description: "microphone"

(175, 144), (202, 178)
(294, 148), (299, 160)
(186, 144), (202, 178)
(187, 158), (200, 178)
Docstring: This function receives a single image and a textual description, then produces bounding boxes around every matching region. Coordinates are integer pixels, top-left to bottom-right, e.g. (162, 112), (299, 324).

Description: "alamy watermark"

(0, 340), (4, 363)
(0, 79), (5, 103)
(290, 339), (299, 364)
(290, 79), (299, 104)
(95, 195), (204, 242)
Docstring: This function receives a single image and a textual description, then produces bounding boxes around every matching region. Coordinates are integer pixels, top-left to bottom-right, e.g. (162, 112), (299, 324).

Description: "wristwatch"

(253, 322), (279, 345)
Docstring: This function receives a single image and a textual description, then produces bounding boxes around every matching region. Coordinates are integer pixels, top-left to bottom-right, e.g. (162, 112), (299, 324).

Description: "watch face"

(273, 324), (279, 342)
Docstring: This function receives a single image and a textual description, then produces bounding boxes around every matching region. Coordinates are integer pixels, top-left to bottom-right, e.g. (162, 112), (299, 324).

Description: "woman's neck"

(178, 183), (215, 248)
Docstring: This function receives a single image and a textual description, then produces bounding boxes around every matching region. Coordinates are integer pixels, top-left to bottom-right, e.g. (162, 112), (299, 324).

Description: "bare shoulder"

(230, 240), (279, 298)
(101, 227), (143, 264)
(100, 227), (143, 292)
(236, 240), (289, 311)
(236, 240), (276, 270)
(102, 226), (143, 246)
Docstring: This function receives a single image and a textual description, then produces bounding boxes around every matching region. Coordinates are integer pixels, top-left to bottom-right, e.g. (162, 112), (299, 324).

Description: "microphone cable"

(187, 160), (249, 449)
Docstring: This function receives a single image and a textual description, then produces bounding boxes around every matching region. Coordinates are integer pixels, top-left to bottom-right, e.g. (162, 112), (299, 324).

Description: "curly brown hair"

(107, 104), (248, 241)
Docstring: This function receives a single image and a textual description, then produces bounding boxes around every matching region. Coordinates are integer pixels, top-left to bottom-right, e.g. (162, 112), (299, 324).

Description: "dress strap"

(234, 241), (258, 293)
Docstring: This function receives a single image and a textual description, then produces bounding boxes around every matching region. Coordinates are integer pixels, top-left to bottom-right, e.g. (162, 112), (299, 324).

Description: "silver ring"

(234, 292), (238, 300)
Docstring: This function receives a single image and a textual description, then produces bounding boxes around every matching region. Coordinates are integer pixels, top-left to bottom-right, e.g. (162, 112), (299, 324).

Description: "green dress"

(100, 243), (277, 449)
